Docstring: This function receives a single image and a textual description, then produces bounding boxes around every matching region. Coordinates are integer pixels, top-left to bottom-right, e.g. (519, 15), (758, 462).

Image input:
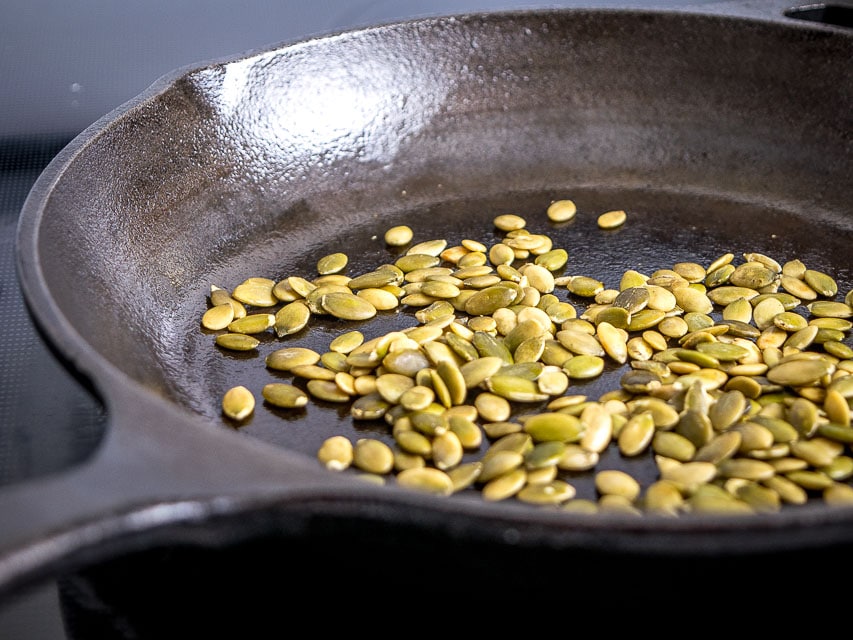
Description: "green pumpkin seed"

(705, 263), (735, 288)
(328, 330), (364, 354)
(321, 292), (378, 320)
(215, 333), (260, 351)
(808, 300), (853, 318)
(481, 468), (528, 501)
(227, 313), (275, 335)
(523, 412), (583, 442)
(266, 347), (321, 371)
(565, 275), (605, 297)
(785, 469), (833, 490)
(652, 431), (696, 461)
(803, 269), (838, 297)
(231, 277), (278, 307)
(617, 411), (655, 456)
(431, 431), (464, 470)
(780, 275), (818, 301)
(563, 354), (605, 379)
(274, 300), (311, 337)
(524, 441), (567, 469)
(729, 262), (777, 289)
(479, 450), (525, 483)
(316, 252), (348, 275)
(447, 462), (483, 492)
(534, 248), (569, 272)
(352, 438), (394, 475)
(262, 383), (309, 409)
(767, 358), (832, 386)
(707, 286), (760, 306)
(486, 375), (549, 402)
(347, 267), (403, 290)
(307, 379), (351, 403)
(556, 329), (605, 356)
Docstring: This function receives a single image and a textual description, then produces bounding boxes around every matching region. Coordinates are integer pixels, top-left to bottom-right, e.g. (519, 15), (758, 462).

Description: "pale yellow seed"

(222, 385), (255, 421)
(481, 468), (527, 501)
(396, 467), (454, 495)
(357, 288), (400, 310)
(597, 209), (627, 229)
(475, 392), (512, 422)
(317, 436), (354, 471)
(546, 199), (577, 223)
(352, 438), (394, 475)
(317, 252), (348, 275)
(385, 225), (414, 246)
(493, 214), (527, 231)
(202, 303), (235, 330)
(595, 469), (641, 501)
(231, 277), (278, 307)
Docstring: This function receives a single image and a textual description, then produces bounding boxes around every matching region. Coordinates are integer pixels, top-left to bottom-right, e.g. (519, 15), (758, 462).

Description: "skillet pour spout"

(6, 3), (853, 598)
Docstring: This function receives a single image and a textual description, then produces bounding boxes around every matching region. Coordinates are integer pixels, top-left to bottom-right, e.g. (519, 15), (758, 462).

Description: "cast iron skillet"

(6, 2), (853, 598)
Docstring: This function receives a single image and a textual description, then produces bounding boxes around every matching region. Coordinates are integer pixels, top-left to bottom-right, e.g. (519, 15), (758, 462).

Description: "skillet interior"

(29, 10), (853, 522)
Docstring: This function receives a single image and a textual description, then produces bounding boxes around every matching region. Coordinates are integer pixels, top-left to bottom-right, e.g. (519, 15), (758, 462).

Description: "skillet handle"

(694, 0), (853, 29)
(0, 379), (341, 599)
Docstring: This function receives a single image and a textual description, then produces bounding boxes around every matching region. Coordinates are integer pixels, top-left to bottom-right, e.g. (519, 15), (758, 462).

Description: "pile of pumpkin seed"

(205, 200), (853, 516)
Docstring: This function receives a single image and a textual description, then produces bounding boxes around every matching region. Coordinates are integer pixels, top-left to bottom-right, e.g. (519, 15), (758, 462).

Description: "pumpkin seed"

(215, 333), (260, 351)
(317, 436), (354, 471)
(617, 411), (655, 456)
(202, 303), (235, 330)
(481, 468), (527, 501)
(262, 383), (309, 409)
(319, 292), (377, 320)
(767, 358), (832, 387)
(546, 199), (577, 222)
(384, 225), (414, 246)
(222, 385), (255, 421)
(352, 438), (394, 475)
(523, 412), (583, 442)
(231, 277), (278, 307)
(266, 347), (321, 371)
(274, 300), (311, 337)
(643, 480), (684, 516)
(597, 209), (627, 229)
(493, 214), (527, 231)
(595, 469), (641, 501)
(432, 430), (464, 470)
(307, 379), (351, 403)
(228, 313), (275, 335)
(516, 480), (576, 505)
(396, 467), (454, 495)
